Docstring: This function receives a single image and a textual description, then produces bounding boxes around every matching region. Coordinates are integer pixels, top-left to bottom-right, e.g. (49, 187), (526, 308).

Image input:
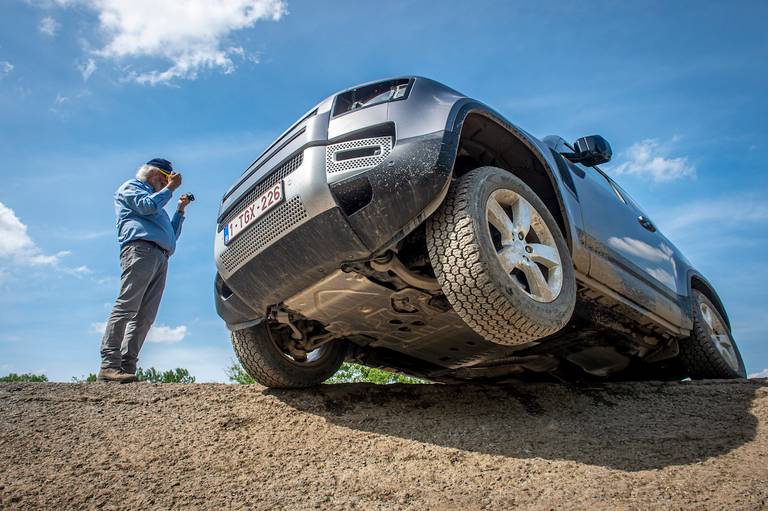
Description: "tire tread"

(426, 167), (575, 346)
(231, 325), (346, 388)
(679, 290), (745, 379)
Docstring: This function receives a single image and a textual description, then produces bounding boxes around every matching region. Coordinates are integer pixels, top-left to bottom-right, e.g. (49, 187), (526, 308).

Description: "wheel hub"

(485, 189), (563, 303)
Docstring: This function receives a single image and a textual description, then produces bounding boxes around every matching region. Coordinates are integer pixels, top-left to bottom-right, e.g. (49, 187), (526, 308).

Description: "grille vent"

(219, 196), (308, 274)
(219, 152), (303, 231)
(326, 136), (392, 174)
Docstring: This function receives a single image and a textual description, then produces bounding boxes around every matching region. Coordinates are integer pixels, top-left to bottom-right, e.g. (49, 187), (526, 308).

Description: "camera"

(181, 193), (195, 202)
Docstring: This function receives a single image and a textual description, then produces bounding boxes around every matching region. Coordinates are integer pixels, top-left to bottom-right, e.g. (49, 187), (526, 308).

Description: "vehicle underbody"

(269, 223), (684, 383)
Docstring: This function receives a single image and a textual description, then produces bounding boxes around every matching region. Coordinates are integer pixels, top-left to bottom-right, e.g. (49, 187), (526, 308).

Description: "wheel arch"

(688, 271), (732, 331)
(444, 101), (577, 251)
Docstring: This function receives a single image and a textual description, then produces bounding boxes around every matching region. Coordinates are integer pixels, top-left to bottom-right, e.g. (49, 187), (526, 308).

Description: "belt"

(130, 239), (170, 257)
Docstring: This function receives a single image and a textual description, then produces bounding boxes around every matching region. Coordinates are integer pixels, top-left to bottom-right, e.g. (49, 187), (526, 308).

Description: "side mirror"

(570, 135), (612, 166)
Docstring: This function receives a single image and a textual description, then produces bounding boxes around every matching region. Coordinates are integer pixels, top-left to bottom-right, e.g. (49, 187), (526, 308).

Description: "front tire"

(231, 322), (347, 388)
(426, 166), (576, 346)
(679, 290), (746, 379)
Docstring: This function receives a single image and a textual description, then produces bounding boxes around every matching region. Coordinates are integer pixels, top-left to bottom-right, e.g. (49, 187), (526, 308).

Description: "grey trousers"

(100, 241), (168, 373)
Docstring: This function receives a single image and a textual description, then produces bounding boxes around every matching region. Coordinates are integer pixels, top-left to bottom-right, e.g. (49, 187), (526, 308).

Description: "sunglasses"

(157, 169), (173, 178)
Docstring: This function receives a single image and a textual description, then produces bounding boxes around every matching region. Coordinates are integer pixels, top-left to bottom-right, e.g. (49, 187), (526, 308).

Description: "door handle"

(638, 215), (657, 232)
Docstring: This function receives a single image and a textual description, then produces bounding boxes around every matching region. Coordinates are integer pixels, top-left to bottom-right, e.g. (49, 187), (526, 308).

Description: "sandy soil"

(1, 380), (767, 510)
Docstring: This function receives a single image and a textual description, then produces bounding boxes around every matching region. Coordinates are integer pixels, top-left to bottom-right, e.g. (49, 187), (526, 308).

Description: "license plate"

(223, 181), (284, 245)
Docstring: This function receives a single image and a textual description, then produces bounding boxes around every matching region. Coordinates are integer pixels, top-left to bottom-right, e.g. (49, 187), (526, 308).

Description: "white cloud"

(91, 321), (188, 343)
(0, 61), (13, 78)
(54, 0), (287, 85)
(610, 138), (696, 182)
(49, 89), (92, 118)
(62, 265), (93, 276)
(52, 227), (113, 240)
(39, 16), (60, 36)
(78, 58), (97, 81)
(225, 45), (260, 63)
(227, 45), (245, 58)
(0, 201), (67, 266)
(146, 324), (188, 343)
(658, 194), (768, 236)
(96, 276), (119, 286)
(749, 368), (768, 379)
(0, 201), (90, 274)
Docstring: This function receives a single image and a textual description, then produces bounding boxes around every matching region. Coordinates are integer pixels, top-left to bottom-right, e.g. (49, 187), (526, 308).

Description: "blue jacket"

(114, 179), (184, 255)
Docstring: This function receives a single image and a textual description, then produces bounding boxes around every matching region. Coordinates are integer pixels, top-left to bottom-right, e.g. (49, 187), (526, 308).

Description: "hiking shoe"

(97, 368), (137, 383)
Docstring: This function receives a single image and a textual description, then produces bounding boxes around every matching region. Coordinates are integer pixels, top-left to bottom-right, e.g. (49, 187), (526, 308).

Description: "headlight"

(332, 78), (411, 117)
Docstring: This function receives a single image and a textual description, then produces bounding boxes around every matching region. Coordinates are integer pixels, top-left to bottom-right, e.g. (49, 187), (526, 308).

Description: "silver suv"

(214, 77), (745, 387)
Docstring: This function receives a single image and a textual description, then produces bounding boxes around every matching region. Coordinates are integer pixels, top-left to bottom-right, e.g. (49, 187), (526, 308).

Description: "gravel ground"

(1, 380), (767, 510)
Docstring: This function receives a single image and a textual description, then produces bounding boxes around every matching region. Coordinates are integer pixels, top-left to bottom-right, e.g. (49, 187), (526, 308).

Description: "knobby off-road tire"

(231, 322), (347, 388)
(426, 167), (576, 346)
(679, 290), (746, 379)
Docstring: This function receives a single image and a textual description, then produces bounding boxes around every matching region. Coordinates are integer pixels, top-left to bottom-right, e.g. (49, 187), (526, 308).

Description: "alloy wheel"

(485, 189), (563, 303)
(268, 325), (334, 367)
(699, 301), (739, 372)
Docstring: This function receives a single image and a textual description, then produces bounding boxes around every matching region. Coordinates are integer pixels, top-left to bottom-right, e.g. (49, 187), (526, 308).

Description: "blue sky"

(1, 0), (766, 381)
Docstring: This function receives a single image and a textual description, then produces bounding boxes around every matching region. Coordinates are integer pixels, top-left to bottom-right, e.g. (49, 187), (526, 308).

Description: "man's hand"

(166, 172), (182, 191)
(177, 194), (192, 214)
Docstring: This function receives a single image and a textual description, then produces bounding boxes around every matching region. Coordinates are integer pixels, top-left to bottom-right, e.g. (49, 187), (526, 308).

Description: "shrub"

(324, 363), (427, 384)
(136, 367), (195, 384)
(71, 373), (98, 383)
(226, 360), (427, 385)
(0, 373), (48, 382)
(226, 361), (257, 384)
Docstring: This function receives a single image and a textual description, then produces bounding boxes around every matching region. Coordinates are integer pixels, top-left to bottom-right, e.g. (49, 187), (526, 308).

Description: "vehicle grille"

(325, 136), (392, 174)
(219, 152), (303, 231)
(219, 196), (309, 274)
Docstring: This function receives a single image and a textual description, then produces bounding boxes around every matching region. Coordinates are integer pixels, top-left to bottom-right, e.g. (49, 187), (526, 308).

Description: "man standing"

(98, 158), (192, 383)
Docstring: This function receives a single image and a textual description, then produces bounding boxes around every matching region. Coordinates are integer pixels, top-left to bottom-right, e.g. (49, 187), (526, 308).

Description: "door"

(569, 161), (685, 328)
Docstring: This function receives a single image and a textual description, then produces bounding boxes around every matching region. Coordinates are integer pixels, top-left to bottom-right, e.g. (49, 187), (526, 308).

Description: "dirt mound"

(1, 380), (767, 510)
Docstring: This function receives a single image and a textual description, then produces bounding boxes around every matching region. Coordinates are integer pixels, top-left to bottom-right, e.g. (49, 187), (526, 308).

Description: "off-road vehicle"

(214, 77), (746, 387)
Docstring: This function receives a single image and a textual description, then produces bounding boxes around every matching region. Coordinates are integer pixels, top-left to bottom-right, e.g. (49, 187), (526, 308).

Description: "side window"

(583, 165), (626, 204)
(607, 179), (628, 205)
(607, 177), (650, 211)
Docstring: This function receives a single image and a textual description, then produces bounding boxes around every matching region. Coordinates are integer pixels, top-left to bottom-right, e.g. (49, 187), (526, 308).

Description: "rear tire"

(679, 290), (746, 379)
(426, 167), (576, 346)
(231, 322), (347, 388)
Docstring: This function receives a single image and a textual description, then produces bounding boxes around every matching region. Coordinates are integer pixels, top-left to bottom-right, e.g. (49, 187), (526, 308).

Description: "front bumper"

(214, 129), (451, 329)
